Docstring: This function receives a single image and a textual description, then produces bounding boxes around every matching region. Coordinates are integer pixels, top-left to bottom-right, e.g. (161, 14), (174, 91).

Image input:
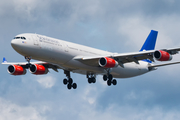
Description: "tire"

(63, 79), (68, 85)
(112, 79), (117, 85)
(108, 74), (113, 80)
(88, 78), (92, 84)
(72, 83), (77, 89)
(103, 75), (107, 81)
(107, 80), (111, 86)
(69, 78), (73, 84)
(67, 84), (72, 90)
(92, 77), (96, 83)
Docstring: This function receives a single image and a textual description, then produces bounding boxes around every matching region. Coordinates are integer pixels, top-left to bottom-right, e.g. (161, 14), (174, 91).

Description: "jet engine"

(99, 57), (118, 68)
(8, 65), (26, 75)
(29, 64), (48, 75)
(154, 50), (172, 61)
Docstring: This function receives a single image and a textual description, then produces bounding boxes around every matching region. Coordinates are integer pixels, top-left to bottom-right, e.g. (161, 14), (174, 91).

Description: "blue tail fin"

(140, 30), (158, 63)
(140, 30), (158, 52)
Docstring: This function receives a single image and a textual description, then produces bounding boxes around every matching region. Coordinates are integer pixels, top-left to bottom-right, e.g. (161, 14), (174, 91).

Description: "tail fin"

(140, 30), (158, 51)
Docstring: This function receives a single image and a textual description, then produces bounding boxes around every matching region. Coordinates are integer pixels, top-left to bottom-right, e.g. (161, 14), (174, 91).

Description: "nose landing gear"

(25, 56), (32, 68)
(25, 56), (31, 63)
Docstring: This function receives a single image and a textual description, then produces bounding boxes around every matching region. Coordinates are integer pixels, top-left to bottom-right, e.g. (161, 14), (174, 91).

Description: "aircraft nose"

(11, 39), (18, 48)
(11, 39), (22, 51)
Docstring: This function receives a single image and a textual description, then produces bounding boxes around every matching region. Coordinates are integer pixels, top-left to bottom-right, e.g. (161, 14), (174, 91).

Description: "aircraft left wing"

(75, 47), (180, 67)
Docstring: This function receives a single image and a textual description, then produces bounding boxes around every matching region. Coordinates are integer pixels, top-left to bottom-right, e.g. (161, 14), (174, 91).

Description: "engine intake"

(8, 65), (26, 75)
(29, 64), (48, 75)
(154, 50), (172, 61)
(99, 57), (118, 68)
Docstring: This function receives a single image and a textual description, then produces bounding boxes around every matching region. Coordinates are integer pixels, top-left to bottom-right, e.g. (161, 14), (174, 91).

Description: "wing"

(2, 57), (61, 72)
(74, 47), (180, 67)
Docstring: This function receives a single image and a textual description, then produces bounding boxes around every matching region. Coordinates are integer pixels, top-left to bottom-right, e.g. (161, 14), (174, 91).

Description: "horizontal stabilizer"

(149, 61), (180, 68)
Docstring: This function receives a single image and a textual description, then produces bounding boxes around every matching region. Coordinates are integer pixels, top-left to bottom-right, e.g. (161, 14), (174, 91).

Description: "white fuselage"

(11, 33), (151, 78)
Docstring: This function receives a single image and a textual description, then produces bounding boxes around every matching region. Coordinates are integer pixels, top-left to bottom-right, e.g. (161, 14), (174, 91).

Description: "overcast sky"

(1, 0), (180, 120)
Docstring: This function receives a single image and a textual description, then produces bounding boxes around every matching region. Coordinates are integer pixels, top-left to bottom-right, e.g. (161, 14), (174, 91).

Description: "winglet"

(140, 30), (158, 51)
(2, 57), (7, 63)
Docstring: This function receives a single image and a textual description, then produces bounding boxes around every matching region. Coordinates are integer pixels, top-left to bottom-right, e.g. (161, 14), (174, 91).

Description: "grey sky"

(1, 0), (180, 119)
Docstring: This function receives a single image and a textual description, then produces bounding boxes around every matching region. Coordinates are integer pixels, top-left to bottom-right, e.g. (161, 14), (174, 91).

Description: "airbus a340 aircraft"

(2, 30), (180, 89)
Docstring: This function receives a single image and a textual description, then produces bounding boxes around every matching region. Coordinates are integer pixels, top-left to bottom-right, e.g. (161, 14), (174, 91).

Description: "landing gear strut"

(25, 56), (32, 68)
(87, 73), (96, 84)
(63, 70), (77, 90)
(25, 56), (31, 63)
(103, 69), (117, 86)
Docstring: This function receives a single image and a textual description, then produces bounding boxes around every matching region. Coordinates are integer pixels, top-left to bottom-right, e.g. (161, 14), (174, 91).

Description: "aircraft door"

(63, 42), (69, 52)
(32, 35), (39, 46)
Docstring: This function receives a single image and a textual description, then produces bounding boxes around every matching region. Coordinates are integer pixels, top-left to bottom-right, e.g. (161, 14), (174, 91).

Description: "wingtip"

(2, 57), (7, 63)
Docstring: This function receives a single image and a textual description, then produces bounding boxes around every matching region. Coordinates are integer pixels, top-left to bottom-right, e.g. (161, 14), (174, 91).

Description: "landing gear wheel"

(69, 78), (73, 84)
(92, 77), (96, 83)
(63, 70), (77, 90)
(72, 83), (77, 89)
(103, 75), (107, 81)
(107, 80), (112, 86)
(67, 84), (72, 90)
(87, 73), (96, 84)
(112, 79), (117, 85)
(108, 74), (113, 80)
(63, 79), (68, 85)
(88, 78), (92, 84)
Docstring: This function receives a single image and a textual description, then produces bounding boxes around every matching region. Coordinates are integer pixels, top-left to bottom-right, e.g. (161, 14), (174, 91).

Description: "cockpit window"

(14, 37), (26, 40)
(21, 37), (26, 40)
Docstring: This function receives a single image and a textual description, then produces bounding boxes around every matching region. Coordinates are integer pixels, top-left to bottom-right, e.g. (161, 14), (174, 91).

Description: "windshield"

(14, 37), (26, 40)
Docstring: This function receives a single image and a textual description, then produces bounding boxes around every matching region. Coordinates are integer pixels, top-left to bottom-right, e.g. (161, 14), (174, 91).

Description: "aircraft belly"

(112, 61), (149, 78)
(62, 59), (105, 74)
(61, 59), (149, 78)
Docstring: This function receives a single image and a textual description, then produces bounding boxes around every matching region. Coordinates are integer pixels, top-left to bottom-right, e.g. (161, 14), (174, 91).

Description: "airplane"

(2, 30), (180, 90)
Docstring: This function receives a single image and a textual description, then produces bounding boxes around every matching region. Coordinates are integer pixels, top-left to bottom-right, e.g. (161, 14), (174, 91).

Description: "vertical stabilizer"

(140, 30), (158, 51)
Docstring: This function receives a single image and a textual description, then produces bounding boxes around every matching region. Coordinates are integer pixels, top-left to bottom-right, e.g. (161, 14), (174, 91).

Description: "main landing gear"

(63, 70), (77, 90)
(87, 73), (96, 84)
(103, 69), (117, 86)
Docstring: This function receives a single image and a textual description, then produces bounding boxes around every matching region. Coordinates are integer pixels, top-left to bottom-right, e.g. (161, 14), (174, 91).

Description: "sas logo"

(22, 41), (27, 44)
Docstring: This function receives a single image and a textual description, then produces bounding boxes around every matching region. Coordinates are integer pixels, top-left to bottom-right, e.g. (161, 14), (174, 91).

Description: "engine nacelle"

(29, 64), (48, 75)
(99, 57), (118, 68)
(154, 50), (172, 61)
(8, 65), (26, 75)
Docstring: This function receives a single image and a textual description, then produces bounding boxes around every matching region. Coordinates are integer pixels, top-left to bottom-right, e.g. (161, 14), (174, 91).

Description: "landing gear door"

(32, 35), (39, 46)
